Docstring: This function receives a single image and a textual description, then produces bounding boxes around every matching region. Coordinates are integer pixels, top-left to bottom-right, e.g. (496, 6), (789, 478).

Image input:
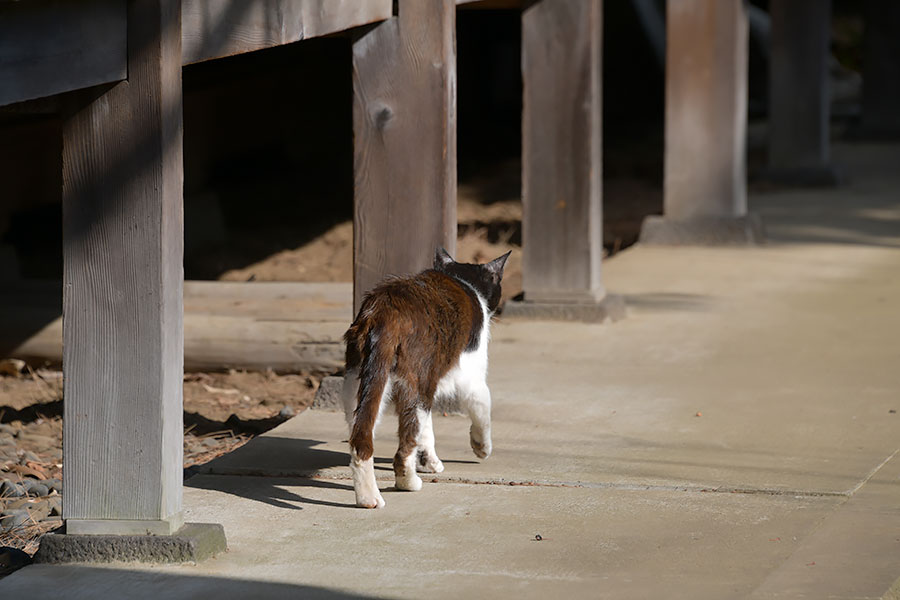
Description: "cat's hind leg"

(415, 408), (444, 474)
(341, 368), (360, 433)
(467, 383), (492, 459)
(393, 388), (423, 491)
(349, 373), (390, 509)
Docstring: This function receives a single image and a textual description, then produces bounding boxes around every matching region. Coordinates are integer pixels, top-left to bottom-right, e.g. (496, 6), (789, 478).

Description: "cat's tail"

(346, 322), (396, 462)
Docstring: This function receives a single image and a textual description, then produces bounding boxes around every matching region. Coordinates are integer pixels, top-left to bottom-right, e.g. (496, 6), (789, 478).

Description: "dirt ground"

(0, 366), (320, 559)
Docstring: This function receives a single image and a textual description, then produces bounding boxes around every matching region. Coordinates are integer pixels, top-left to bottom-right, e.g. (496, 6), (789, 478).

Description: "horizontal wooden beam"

(181, 0), (393, 64)
(1, 0), (392, 107)
(0, 0), (127, 107)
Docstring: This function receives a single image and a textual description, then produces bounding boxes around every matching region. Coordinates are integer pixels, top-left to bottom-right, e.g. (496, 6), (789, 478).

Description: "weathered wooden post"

(351, 0), (457, 313)
(640, 0), (763, 245)
(38, 0), (224, 562)
(860, 0), (900, 138)
(766, 0), (839, 185)
(506, 0), (623, 322)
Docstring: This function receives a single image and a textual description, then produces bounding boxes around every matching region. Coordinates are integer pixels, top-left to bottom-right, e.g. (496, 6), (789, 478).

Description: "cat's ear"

(486, 251), (511, 278)
(434, 247), (454, 269)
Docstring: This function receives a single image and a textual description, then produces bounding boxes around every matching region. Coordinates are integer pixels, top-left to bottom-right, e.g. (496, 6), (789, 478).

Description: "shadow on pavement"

(0, 565), (377, 599)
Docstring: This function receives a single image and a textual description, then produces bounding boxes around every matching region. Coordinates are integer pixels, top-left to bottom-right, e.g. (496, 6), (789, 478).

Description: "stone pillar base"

(639, 214), (764, 246)
(500, 293), (626, 324)
(34, 522), (226, 564)
(757, 164), (842, 187)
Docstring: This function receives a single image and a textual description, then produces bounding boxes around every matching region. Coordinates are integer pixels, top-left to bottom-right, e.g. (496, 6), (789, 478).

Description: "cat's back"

(345, 269), (483, 361)
(357, 269), (476, 326)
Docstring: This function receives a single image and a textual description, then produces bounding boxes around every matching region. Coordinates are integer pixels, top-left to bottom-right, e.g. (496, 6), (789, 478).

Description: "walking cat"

(341, 247), (510, 508)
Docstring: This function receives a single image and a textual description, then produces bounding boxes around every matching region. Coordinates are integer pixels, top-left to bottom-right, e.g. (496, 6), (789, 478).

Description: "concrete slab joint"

(33, 523), (227, 564)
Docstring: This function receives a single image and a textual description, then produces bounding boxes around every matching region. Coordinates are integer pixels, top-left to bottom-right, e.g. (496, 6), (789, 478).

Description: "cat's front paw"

(356, 489), (386, 509)
(396, 471), (423, 491)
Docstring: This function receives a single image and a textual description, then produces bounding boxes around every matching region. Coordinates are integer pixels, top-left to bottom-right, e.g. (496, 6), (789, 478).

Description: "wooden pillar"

(640, 0), (763, 245)
(351, 0), (457, 313)
(860, 0), (900, 138)
(62, 0), (185, 535)
(767, 0), (839, 184)
(520, 0), (604, 304)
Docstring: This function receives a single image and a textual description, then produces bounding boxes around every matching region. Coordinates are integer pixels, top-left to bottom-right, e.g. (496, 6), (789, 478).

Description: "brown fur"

(344, 270), (480, 464)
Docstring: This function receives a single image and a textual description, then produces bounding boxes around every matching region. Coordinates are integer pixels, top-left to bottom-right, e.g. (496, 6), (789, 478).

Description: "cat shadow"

(186, 437), (358, 510)
(186, 474), (356, 510)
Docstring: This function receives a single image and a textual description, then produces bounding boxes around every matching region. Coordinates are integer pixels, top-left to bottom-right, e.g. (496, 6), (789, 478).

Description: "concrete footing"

(500, 293), (626, 324)
(639, 214), (765, 246)
(33, 523), (226, 564)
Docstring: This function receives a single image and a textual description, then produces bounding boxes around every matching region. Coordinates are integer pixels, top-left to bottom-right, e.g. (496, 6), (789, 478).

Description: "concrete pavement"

(2, 142), (900, 598)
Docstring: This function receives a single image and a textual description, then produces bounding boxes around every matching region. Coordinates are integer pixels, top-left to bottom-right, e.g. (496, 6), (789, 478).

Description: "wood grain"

(182, 0), (393, 64)
(351, 0), (458, 312)
(664, 0), (747, 220)
(521, 0), (604, 303)
(0, 0), (126, 107)
(62, 0), (184, 527)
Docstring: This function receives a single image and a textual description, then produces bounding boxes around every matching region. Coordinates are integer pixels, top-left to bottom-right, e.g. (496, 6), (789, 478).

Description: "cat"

(341, 247), (510, 508)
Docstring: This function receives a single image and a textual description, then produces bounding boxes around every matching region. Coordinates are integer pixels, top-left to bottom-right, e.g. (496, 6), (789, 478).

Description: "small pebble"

(20, 451), (41, 464)
(534, 534), (542, 541)
(24, 481), (50, 497)
(0, 508), (30, 532)
(279, 406), (296, 419)
(0, 480), (25, 499)
(45, 478), (62, 493)
(890, 409), (896, 414)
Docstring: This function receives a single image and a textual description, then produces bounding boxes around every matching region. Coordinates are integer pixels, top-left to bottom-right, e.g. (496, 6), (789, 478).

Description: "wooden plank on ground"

(2, 282), (352, 372)
(351, 0), (458, 312)
(521, 0), (604, 303)
(0, 0), (126, 107)
(182, 0), (393, 64)
(61, 0), (185, 534)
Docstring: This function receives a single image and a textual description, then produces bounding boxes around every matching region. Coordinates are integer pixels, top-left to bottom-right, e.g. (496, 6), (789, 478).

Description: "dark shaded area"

(0, 565), (379, 598)
(187, 472), (355, 510)
(0, 400), (62, 425)
(183, 410), (290, 438)
(181, 38), (353, 279)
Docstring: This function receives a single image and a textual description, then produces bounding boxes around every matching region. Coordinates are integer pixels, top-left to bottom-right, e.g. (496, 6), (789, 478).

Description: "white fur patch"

(435, 285), (491, 409)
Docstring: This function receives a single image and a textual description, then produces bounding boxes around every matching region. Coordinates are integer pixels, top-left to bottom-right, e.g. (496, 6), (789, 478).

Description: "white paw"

(356, 489), (386, 509)
(470, 434), (492, 459)
(417, 450), (445, 473)
(396, 472), (423, 491)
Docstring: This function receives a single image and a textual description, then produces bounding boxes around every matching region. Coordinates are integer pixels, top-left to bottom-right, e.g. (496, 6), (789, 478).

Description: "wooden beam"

(520, 0), (604, 303)
(182, 0), (393, 64)
(351, 0), (457, 312)
(62, 0), (185, 535)
(0, 0), (126, 107)
(767, 0), (838, 184)
(640, 0), (762, 245)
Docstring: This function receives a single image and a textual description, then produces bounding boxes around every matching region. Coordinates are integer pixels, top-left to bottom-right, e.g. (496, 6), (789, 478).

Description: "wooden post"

(351, 0), (457, 313)
(62, 0), (185, 535)
(860, 0), (900, 138)
(767, 0), (839, 184)
(640, 0), (762, 245)
(519, 0), (605, 305)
